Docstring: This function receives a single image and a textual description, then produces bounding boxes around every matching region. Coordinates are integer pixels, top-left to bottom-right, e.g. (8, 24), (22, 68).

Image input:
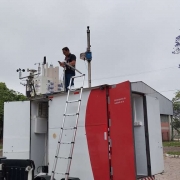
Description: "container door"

(85, 88), (110, 180)
(3, 101), (30, 159)
(146, 95), (164, 175)
(108, 81), (136, 180)
(132, 94), (148, 177)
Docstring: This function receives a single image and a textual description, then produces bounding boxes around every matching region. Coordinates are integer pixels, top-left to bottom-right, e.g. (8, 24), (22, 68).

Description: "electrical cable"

(37, 166), (42, 173)
(147, 89), (179, 94)
(76, 66), (177, 83)
(92, 66), (177, 81)
(84, 60), (88, 70)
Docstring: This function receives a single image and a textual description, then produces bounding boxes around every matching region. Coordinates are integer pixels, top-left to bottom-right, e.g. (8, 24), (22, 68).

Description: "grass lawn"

(0, 145), (2, 149)
(163, 141), (180, 147)
(167, 151), (180, 155)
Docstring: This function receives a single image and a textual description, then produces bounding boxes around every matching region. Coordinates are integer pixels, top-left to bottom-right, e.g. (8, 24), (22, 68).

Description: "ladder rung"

(64, 113), (79, 116)
(56, 156), (72, 159)
(61, 127), (77, 130)
(69, 88), (82, 92)
(59, 141), (75, 144)
(66, 99), (81, 103)
(53, 171), (69, 175)
(51, 74), (85, 178)
(72, 74), (85, 79)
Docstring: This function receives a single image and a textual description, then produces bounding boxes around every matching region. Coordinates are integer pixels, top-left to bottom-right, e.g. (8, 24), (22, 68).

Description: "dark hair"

(62, 47), (69, 51)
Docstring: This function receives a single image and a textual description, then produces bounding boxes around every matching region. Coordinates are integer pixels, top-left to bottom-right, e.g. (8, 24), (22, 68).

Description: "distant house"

(131, 81), (173, 141)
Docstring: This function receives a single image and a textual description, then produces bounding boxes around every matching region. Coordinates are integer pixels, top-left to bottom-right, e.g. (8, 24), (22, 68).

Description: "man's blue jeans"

(65, 74), (74, 92)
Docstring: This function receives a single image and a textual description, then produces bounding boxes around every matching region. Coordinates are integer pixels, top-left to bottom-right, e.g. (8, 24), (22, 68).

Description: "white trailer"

(2, 81), (164, 180)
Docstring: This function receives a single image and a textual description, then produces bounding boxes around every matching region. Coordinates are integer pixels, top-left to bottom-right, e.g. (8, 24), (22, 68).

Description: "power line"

(159, 89), (178, 93)
(76, 66), (177, 82)
(91, 66), (177, 81)
(148, 89), (179, 94)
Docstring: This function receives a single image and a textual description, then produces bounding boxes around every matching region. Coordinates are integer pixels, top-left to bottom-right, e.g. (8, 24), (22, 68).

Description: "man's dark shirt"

(65, 53), (76, 75)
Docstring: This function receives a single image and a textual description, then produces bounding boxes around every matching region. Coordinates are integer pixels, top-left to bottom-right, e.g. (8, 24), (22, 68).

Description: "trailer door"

(3, 101), (30, 159)
(108, 81), (136, 180)
(146, 96), (164, 175)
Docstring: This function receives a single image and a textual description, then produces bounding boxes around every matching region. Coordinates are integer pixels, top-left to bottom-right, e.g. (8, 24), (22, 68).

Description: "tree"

(172, 35), (180, 54)
(172, 91), (180, 135)
(172, 33), (180, 136)
(0, 82), (27, 122)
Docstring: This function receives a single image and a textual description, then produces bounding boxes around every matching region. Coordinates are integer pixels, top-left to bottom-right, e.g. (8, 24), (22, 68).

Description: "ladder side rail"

(65, 75), (85, 180)
(51, 89), (71, 180)
(64, 62), (83, 74)
(51, 74), (85, 180)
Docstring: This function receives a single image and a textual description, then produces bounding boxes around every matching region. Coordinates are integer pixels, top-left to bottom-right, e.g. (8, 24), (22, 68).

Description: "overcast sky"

(0, 0), (180, 100)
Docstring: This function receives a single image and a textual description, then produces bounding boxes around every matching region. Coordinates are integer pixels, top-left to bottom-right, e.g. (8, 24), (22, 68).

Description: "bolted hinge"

(109, 119), (111, 127)
(104, 132), (107, 140)
(108, 152), (111, 159)
(110, 166), (113, 175)
(109, 138), (112, 147)
(107, 96), (110, 104)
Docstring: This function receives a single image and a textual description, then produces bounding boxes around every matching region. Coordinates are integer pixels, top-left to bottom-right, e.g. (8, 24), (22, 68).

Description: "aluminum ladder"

(50, 73), (85, 180)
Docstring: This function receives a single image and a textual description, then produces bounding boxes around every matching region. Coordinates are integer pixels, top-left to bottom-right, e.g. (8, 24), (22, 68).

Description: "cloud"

(0, 0), (180, 99)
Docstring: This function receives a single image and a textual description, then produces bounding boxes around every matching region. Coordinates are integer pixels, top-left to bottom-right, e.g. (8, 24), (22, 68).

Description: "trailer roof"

(29, 81), (173, 115)
(131, 81), (173, 115)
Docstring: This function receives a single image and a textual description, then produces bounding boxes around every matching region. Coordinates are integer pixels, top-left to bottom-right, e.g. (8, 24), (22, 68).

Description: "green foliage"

(172, 91), (180, 134)
(167, 151), (180, 155)
(0, 82), (27, 122)
(163, 141), (180, 147)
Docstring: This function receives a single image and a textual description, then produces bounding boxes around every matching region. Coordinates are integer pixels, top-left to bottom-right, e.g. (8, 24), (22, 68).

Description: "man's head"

(62, 47), (70, 56)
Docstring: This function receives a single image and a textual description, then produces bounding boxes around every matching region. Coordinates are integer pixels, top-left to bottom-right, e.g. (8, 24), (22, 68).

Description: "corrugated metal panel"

(131, 82), (173, 115)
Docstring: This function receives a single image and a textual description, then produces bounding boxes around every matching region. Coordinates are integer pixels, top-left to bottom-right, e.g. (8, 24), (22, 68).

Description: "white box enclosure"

(3, 100), (49, 173)
(30, 101), (48, 172)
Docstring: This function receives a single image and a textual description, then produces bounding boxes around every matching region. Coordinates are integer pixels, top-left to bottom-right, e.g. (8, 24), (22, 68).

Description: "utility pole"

(87, 26), (92, 88)
(80, 26), (92, 88)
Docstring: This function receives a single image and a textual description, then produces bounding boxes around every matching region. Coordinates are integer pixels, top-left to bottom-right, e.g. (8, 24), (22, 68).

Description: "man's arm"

(68, 54), (76, 66)
(69, 60), (76, 66)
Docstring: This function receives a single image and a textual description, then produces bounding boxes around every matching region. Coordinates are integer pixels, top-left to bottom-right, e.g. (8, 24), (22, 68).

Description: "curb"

(165, 153), (180, 158)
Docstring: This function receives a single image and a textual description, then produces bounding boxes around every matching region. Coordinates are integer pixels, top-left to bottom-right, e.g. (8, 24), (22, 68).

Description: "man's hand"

(58, 61), (65, 67)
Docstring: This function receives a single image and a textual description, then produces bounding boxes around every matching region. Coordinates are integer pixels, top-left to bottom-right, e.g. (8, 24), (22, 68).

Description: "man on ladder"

(58, 47), (76, 92)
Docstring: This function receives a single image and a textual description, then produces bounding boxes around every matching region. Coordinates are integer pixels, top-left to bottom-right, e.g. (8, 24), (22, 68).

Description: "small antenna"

(44, 56), (46, 64)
